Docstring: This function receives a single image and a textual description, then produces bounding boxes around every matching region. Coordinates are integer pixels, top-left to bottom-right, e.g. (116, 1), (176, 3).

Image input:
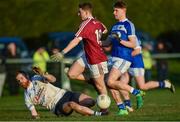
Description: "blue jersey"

(130, 36), (144, 68)
(130, 54), (144, 68)
(110, 19), (135, 62)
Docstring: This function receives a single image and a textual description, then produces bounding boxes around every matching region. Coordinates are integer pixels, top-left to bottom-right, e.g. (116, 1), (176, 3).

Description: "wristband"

(134, 46), (141, 49)
(61, 50), (65, 55)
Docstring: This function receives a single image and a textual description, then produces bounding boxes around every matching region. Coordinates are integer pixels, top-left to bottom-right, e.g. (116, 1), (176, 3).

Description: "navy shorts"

(54, 91), (81, 116)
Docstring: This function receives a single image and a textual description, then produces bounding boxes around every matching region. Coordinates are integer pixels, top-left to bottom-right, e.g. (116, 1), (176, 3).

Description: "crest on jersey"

(112, 25), (127, 33)
(118, 25), (127, 33)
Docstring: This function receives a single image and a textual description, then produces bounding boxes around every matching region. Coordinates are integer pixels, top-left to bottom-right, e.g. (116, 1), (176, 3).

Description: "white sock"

(117, 102), (123, 106)
(164, 80), (171, 88)
(130, 88), (134, 93)
(94, 111), (101, 116)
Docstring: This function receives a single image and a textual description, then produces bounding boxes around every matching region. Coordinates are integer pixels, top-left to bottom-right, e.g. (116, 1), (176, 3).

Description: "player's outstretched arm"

(62, 37), (81, 54)
(31, 108), (40, 119)
(51, 52), (64, 62)
(43, 73), (56, 83)
(51, 37), (81, 62)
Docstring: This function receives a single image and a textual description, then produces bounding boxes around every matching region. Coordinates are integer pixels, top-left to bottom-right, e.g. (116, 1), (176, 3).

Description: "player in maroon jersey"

(51, 3), (108, 96)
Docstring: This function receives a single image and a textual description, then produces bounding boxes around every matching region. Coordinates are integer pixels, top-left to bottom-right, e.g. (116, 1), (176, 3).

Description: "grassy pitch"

(0, 85), (180, 121)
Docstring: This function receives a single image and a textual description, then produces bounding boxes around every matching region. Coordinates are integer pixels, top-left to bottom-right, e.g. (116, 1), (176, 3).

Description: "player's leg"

(130, 68), (157, 90)
(107, 58), (144, 109)
(62, 91), (106, 116)
(67, 54), (96, 84)
(107, 58), (131, 91)
(63, 101), (93, 116)
(104, 69), (128, 115)
(89, 61), (108, 95)
(67, 54), (90, 81)
(136, 76), (159, 90)
(93, 74), (107, 94)
(130, 68), (175, 92)
(63, 101), (106, 116)
(108, 67), (141, 96)
(118, 72), (133, 112)
(136, 77), (175, 92)
(67, 59), (86, 80)
(110, 88), (128, 115)
(55, 91), (106, 116)
(78, 93), (96, 107)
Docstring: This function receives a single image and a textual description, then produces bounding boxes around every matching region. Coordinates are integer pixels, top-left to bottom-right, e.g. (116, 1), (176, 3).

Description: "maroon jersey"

(75, 18), (107, 64)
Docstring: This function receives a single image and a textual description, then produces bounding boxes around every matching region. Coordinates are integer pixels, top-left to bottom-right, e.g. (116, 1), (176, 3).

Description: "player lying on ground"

(15, 67), (108, 119)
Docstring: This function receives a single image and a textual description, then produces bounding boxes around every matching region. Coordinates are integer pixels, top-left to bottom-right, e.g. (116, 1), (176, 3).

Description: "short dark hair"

(113, 0), (127, 9)
(16, 70), (30, 80)
(79, 2), (93, 12)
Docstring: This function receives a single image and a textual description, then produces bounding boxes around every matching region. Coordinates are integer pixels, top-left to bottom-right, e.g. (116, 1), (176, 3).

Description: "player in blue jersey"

(100, 1), (145, 115)
(117, 37), (175, 112)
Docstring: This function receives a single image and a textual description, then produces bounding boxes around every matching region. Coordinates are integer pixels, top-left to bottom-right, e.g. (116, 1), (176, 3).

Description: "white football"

(96, 94), (111, 109)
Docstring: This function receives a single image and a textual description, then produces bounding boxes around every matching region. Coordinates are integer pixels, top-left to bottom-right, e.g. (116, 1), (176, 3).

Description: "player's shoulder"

(91, 18), (104, 25)
(79, 18), (92, 27)
(124, 19), (135, 28)
(31, 75), (43, 82)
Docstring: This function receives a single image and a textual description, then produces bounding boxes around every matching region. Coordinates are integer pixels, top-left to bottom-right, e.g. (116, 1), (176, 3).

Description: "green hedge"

(0, 0), (180, 38)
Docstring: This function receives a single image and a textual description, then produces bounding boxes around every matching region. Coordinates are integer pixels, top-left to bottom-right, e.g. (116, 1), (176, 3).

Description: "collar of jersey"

(27, 81), (33, 90)
(84, 16), (94, 21)
(119, 18), (128, 22)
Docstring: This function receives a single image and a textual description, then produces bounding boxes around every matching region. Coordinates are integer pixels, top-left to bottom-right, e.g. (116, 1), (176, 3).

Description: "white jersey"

(24, 75), (66, 112)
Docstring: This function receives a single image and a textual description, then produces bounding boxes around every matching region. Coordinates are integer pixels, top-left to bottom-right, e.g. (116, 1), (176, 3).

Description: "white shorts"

(77, 54), (88, 68)
(111, 57), (131, 74)
(128, 68), (145, 77)
(77, 54), (108, 78)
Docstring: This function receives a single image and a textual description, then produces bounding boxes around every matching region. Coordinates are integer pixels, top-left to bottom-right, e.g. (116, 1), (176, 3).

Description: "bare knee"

(138, 84), (148, 90)
(68, 101), (77, 109)
(107, 79), (115, 88)
(82, 98), (95, 107)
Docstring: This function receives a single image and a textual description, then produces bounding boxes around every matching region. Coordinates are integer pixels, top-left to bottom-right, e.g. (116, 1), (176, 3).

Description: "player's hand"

(111, 32), (121, 41)
(32, 66), (44, 75)
(131, 47), (141, 56)
(31, 114), (40, 120)
(99, 40), (103, 46)
(51, 52), (64, 62)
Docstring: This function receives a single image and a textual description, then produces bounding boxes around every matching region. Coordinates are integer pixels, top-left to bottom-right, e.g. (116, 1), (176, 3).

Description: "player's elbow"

(51, 77), (56, 82)
(107, 79), (116, 89)
(48, 75), (56, 82)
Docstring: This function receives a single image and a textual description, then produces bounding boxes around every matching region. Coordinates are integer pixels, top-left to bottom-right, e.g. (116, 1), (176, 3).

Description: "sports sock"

(164, 80), (171, 88)
(130, 88), (140, 95)
(124, 100), (131, 107)
(94, 111), (102, 116)
(117, 103), (126, 110)
(159, 81), (165, 88)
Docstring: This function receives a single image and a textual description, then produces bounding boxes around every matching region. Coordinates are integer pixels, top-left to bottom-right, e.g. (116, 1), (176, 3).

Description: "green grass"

(0, 60), (180, 121)
(0, 82), (180, 121)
